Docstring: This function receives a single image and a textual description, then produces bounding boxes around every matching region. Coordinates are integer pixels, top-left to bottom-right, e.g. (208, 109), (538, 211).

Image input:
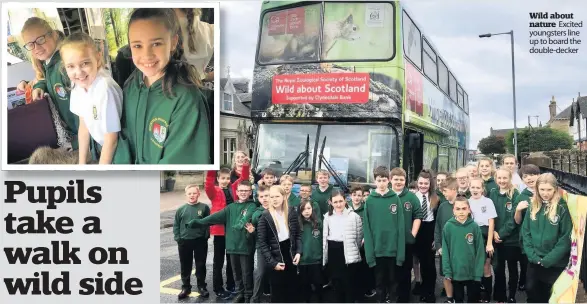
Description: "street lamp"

(479, 30), (518, 160)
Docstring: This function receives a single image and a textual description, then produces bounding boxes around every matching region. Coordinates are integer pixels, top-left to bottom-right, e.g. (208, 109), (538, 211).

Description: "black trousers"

(328, 241), (360, 303)
(375, 256), (397, 303)
(213, 236), (235, 292)
(453, 280), (480, 303)
(269, 240), (298, 303)
(414, 221), (437, 298)
(519, 253), (528, 285)
(230, 253), (254, 301)
(526, 263), (565, 303)
(299, 263), (323, 302)
(396, 243), (414, 302)
(493, 244), (521, 301)
(359, 246), (376, 293)
(178, 237), (208, 289)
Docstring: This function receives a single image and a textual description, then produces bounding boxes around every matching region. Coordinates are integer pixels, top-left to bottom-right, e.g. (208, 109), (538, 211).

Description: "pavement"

(160, 191), (586, 303)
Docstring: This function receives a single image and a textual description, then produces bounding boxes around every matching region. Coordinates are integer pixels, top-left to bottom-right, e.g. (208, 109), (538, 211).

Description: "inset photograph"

(3, 3), (219, 170)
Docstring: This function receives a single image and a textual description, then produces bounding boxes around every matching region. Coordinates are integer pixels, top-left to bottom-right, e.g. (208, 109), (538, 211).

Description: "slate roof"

(552, 96), (587, 121)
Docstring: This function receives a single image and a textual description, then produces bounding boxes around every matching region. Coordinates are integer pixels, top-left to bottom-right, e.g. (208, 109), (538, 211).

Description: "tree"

(505, 127), (574, 153)
(478, 135), (506, 155)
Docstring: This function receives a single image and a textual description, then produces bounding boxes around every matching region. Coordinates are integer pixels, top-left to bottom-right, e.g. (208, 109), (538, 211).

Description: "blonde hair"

(316, 169), (329, 177)
(478, 157), (496, 180)
(530, 173), (562, 222)
(494, 168), (515, 199)
(184, 184), (199, 192)
(21, 17), (63, 80)
(269, 185), (289, 233)
(59, 32), (103, 88)
(469, 177), (486, 196)
(279, 174), (294, 184)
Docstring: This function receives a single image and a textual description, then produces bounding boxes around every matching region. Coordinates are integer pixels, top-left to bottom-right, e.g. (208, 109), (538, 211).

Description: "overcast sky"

(220, 0), (587, 150)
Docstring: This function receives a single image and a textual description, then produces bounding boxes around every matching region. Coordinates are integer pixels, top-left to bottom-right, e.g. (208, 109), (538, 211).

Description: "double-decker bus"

(250, 0), (470, 190)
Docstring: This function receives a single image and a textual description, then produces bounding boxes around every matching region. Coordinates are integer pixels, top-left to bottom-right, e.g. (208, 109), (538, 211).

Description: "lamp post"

(479, 30), (518, 160)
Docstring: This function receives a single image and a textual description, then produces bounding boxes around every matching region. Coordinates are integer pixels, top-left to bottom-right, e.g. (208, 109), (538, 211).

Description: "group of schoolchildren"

(16, 8), (211, 165)
(173, 153), (572, 304)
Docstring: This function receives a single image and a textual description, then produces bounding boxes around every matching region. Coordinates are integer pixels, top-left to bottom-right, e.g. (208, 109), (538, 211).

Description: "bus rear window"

(257, 2), (395, 64)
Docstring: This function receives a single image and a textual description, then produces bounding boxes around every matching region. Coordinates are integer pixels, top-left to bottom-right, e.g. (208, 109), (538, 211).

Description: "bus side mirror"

(408, 133), (421, 149)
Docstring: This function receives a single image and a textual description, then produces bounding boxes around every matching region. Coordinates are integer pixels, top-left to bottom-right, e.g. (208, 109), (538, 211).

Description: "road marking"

(160, 269), (200, 298)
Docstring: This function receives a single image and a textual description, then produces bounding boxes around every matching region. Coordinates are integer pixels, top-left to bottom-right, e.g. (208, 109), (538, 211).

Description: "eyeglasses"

(23, 32), (52, 51)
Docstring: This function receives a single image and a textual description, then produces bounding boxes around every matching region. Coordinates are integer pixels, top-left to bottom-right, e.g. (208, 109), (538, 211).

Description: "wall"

(549, 119), (571, 134)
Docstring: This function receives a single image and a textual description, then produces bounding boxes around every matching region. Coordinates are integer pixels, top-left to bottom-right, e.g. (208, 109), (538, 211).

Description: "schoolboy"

(205, 164), (251, 299)
(280, 174), (301, 209)
(187, 180), (257, 303)
(349, 185), (376, 298)
(253, 168), (275, 202)
(513, 164), (540, 292)
(390, 167), (423, 303)
(455, 168), (472, 198)
(251, 185), (271, 302)
(173, 184), (211, 299)
(299, 183), (322, 217)
(363, 166), (406, 303)
(312, 169), (333, 218)
(434, 176), (459, 302)
(362, 187), (371, 203)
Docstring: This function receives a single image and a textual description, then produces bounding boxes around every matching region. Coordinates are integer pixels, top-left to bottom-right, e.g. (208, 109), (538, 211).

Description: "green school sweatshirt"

(490, 188), (521, 246)
(33, 51), (79, 148)
(363, 190), (406, 267)
(187, 200), (256, 255)
(396, 188), (423, 244)
(113, 69), (210, 164)
(521, 200), (571, 268)
(348, 201), (365, 220)
(251, 206), (266, 227)
(312, 184), (333, 218)
(437, 189), (446, 204)
(483, 177), (498, 196)
(515, 188), (534, 247)
(300, 219), (323, 265)
(173, 202), (210, 240)
(441, 217), (485, 281)
(434, 200), (454, 250)
(458, 189), (472, 199)
(287, 194), (301, 209)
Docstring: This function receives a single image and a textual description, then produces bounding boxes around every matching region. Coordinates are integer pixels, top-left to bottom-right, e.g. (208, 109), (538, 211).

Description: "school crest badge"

(149, 117), (169, 148)
(404, 202), (412, 211)
(481, 206), (487, 213)
(242, 209), (247, 216)
(466, 233), (474, 244)
(550, 214), (560, 225)
(390, 204), (397, 214)
(505, 202), (512, 212)
(92, 105), (98, 120)
(312, 229), (320, 238)
(197, 210), (202, 216)
(54, 83), (68, 100)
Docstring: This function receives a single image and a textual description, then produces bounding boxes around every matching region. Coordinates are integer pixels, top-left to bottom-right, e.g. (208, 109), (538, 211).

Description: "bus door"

(403, 129), (423, 182)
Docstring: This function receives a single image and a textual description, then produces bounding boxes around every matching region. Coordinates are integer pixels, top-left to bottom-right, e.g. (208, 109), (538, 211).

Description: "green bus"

(250, 0), (470, 190)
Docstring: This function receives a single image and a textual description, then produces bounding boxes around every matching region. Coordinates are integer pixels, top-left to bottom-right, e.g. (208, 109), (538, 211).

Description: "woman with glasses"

(19, 17), (79, 150)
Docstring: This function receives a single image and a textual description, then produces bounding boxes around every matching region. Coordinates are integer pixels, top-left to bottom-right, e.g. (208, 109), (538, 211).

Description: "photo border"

(1, 1), (221, 171)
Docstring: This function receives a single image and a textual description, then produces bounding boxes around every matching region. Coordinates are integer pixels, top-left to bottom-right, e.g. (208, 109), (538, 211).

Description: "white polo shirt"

(70, 69), (123, 146)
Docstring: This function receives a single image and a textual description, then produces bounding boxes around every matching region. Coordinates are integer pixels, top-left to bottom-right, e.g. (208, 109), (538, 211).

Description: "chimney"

(549, 96), (557, 120)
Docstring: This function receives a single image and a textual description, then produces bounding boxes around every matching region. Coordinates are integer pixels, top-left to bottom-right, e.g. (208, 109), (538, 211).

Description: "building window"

(223, 137), (237, 165)
(223, 92), (233, 111)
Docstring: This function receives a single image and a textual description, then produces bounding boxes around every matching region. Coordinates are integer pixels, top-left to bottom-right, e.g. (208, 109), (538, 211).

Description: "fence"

(522, 150), (587, 177)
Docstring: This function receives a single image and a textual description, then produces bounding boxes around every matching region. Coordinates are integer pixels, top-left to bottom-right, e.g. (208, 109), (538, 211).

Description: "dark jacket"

(256, 207), (302, 269)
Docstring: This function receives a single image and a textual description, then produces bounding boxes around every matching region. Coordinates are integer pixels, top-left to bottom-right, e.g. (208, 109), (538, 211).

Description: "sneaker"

(412, 281), (422, 295)
(226, 286), (238, 295)
(507, 297), (516, 303)
(232, 294), (245, 303)
(178, 288), (191, 299)
(214, 289), (232, 300)
(444, 298), (455, 303)
(322, 281), (333, 289)
(197, 287), (210, 298)
(364, 289), (376, 298)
